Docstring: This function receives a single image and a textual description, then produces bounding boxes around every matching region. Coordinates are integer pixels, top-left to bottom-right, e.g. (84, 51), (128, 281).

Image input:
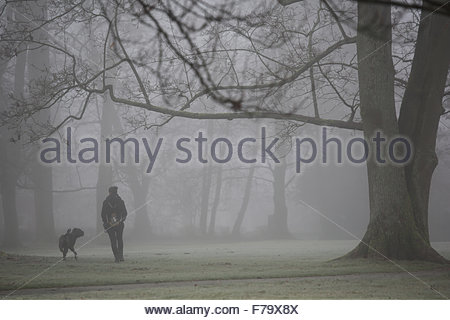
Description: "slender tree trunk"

(28, 0), (55, 242)
(208, 165), (223, 236)
(0, 5), (24, 247)
(107, 95), (152, 236)
(0, 168), (20, 248)
(132, 180), (151, 237)
(96, 100), (114, 233)
(0, 93), (21, 248)
(199, 163), (212, 235)
(346, 2), (445, 262)
(232, 167), (255, 236)
(31, 167), (55, 242)
(398, 1), (450, 243)
(96, 35), (117, 233)
(199, 121), (214, 235)
(268, 158), (290, 238)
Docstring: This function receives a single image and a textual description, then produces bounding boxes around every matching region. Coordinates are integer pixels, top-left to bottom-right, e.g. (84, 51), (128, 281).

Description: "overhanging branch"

(101, 84), (363, 131)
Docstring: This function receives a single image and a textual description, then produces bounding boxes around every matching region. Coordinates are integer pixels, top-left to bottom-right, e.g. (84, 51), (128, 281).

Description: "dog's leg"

(69, 246), (78, 260)
(63, 248), (68, 260)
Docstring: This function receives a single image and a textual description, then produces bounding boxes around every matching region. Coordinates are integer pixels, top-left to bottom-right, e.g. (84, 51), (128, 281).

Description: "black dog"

(59, 228), (84, 260)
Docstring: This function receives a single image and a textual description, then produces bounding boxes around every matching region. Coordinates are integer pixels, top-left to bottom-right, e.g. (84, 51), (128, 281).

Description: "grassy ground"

(0, 240), (449, 299)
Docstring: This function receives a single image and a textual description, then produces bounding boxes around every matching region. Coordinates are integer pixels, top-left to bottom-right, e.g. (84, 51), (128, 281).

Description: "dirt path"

(1, 269), (447, 298)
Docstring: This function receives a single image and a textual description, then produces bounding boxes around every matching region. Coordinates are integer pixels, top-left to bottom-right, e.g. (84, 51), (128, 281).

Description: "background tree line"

(0, 0), (449, 262)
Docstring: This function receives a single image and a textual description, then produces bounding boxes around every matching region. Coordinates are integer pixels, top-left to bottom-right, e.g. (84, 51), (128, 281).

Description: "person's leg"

(107, 228), (119, 262)
(117, 223), (124, 261)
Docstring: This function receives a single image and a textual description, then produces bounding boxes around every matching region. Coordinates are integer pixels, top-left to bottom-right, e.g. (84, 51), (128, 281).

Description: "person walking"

(101, 186), (127, 262)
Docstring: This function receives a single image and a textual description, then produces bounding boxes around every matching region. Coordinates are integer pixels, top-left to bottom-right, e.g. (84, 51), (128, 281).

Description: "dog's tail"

(58, 235), (65, 253)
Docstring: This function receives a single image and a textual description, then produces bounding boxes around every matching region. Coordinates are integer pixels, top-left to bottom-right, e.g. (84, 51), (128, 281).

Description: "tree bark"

(346, 2), (446, 262)
(398, 1), (450, 243)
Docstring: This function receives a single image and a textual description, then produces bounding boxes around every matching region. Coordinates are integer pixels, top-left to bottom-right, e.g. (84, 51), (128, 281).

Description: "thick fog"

(1, 0), (449, 250)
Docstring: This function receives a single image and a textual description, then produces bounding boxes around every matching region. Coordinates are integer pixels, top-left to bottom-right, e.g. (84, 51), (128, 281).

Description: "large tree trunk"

(268, 158), (290, 238)
(398, 1), (450, 243)
(346, 2), (445, 262)
(232, 166), (255, 236)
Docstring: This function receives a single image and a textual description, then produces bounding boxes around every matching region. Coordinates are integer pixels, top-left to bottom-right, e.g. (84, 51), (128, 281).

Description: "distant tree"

(28, 0), (55, 242)
(232, 166), (255, 237)
(0, 3), (24, 247)
(1, 0), (449, 261)
(208, 164), (224, 236)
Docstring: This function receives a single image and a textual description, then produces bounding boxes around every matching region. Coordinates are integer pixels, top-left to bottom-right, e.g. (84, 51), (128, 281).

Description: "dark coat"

(101, 194), (127, 229)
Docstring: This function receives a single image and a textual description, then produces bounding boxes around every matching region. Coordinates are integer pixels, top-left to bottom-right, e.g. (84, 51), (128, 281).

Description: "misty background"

(1, 0), (449, 250)
(3, 118), (450, 245)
